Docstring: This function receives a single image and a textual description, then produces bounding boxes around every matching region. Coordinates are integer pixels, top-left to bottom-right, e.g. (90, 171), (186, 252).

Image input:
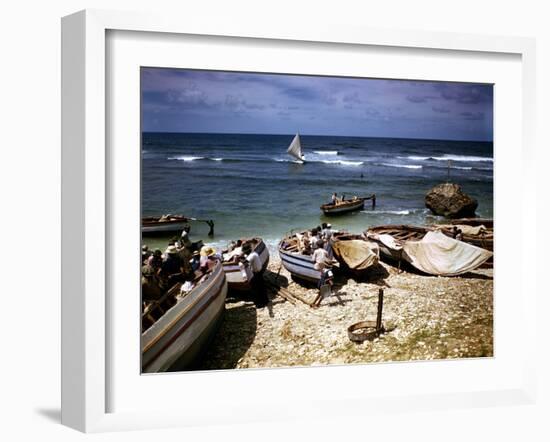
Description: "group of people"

(141, 225), (218, 302)
(330, 192), (360, 205)
(295, 223), (336, 256)
(223, 238), (269, 308)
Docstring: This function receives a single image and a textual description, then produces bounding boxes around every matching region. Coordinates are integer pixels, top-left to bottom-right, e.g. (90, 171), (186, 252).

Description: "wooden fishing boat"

(142, 214), (189, 234)
(365, 225), (493, 275)
(141, 260), (227, 373)
(433, 218), (493, 251)
(329, 232), (380, 274)
(222, 238), (270, 291)
(321, 194), (375, 216)
(278, 233), (328, 283)
(367, 222), (493, 253)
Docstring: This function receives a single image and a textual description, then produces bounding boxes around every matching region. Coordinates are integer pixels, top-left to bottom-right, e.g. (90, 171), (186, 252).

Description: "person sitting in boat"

(180, 225), (192, 248)
(224, 240), (243, 262)
(159, 245), (185, 285)
(190, 250), (201, 273)
(141, 245), (151, 264)
(199, 246), (218, 273)
(146, 249), (163, 273)
(242, 242), (268, 308)
(141, 264), (162, 301)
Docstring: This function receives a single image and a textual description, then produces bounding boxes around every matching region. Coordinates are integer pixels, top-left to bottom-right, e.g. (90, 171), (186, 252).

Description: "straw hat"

(165, 245), (178, 255)
(200, 246), (216, 256)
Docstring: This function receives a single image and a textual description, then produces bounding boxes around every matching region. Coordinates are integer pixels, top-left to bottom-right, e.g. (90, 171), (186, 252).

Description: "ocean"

(141, 132), (493, 252)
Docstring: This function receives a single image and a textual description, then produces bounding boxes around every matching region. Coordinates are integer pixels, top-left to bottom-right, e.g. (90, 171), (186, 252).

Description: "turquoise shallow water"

(141, 132), (493, 253)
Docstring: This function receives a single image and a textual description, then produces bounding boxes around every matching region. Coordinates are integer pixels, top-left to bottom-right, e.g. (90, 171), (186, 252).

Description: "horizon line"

(140, 130), (493, 143)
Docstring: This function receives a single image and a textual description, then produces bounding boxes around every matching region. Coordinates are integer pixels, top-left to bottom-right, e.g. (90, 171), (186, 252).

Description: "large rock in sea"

(425, 183), (478, 218)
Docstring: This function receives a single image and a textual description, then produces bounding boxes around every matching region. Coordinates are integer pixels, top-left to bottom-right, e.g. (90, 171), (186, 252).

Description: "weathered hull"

(278, 243), (322, 283)
(142, 221), (188, 234)
(222, 240), (270, 291)
(141, 262), (227, 373)
(321, 199), (365, 215)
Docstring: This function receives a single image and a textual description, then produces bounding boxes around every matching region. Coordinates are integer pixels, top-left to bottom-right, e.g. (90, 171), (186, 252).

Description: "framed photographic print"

(61, 9), (537, 433)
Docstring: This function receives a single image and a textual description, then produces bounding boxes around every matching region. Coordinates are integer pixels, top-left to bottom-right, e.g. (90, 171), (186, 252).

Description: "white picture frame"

(61, 9), (537, 433)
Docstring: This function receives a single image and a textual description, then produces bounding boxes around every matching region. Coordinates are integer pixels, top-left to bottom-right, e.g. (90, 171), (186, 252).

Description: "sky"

(141, 68), (493, 141)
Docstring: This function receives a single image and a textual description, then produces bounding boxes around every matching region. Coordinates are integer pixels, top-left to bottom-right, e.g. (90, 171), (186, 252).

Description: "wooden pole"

(372, 194), (376, 210)
(376, 288), (384, 331)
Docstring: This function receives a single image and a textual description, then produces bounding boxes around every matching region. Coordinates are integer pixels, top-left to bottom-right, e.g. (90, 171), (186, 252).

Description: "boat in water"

(278, 232), (331, 283)
(320, 194), (375, 216)
(142, 214), (189, 234)
(222, 238), (270, 291)
(287, 133), (305, 163)
(365, 226), (492, 276)
(141, 260), (228, 373)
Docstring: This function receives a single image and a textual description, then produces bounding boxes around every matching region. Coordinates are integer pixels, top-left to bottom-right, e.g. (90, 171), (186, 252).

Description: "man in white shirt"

(243, 242), (268, 308)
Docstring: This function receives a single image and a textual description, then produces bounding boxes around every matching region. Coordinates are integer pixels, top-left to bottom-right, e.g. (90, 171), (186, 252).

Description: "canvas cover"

(439, 224), (488, 236)
(331, 239), (379, 270)
(402, 230), (492, 276)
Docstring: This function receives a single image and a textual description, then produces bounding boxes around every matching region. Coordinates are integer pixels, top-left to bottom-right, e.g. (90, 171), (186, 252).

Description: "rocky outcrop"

(425, 183), (478, 218)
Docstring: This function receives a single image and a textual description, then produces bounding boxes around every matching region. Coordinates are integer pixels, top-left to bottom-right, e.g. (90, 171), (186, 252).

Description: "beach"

(141, 132), (494, 371)
(196, 256), (493, 370)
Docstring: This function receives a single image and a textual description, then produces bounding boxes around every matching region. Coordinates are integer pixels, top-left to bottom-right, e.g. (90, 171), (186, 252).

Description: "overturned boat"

(365, 228), (492, 276)
(222, 238), (270, 291)
(330, 232), (380, 274)
(141, 260), (228, 373)
(278, 233), (331, 283)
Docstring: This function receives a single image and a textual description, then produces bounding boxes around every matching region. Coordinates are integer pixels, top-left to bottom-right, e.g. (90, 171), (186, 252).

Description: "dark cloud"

(460, 111), (485, 121)
(435, 83), (493, 104)
(406, 95), (427, 103)
(282, 87), (319, 101)
(432, 106), (451, 113)
(343, 92), (361, 104)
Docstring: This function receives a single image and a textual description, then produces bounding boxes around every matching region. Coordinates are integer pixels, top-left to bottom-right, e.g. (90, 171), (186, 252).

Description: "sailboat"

(287, 133), (305, 163)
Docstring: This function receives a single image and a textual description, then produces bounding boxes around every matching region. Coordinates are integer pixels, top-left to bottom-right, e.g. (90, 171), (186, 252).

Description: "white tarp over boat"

(331, 239), (379, 270)
(287, 134), (304, 162)
(402, 231), (492, 276)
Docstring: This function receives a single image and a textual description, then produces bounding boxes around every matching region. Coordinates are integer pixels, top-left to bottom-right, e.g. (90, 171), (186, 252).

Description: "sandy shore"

(197, 256), (493, 370)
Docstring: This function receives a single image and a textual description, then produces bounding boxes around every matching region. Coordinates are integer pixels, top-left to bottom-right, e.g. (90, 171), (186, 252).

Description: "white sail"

(287, 134), (304, 162)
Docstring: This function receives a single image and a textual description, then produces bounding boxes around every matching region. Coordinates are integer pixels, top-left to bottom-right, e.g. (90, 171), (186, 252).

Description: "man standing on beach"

(243, 242), (268, 308)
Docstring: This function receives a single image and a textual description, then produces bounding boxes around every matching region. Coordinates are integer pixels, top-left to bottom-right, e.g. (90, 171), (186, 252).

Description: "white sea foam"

(168, 156), (205, 162)
(313, 150), (339, 155)
(365, 210), (411, 215)
(380, 163), (422, 169)
(398, 155), (430, 161)
(211, 158), (223, 161)
(399, 154), (492, 162)
(432, 154), (493, 162)
(321, 160), (363, 166)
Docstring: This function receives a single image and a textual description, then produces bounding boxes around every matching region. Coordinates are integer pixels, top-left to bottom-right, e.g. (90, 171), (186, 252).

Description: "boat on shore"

(141, 260), (227, 373)
(142, 214), (189, 234)
(278, 233), (330, 283)
(222, 238), (270, 291)
(329, 232), (380, 274)
(367, 221), (493, 253)
(365, 226), (493, 276)
(321, 194), (375, 215)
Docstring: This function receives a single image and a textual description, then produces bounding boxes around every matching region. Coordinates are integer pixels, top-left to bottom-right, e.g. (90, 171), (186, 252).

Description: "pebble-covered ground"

(197, 257), (493, 370)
